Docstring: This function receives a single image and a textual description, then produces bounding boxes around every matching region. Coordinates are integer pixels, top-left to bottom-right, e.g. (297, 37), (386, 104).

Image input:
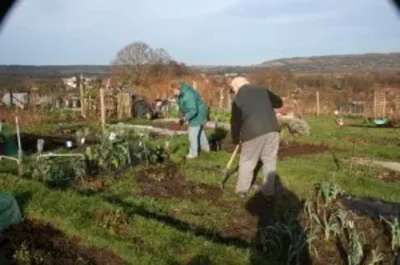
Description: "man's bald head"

(230, 76), (250, 94)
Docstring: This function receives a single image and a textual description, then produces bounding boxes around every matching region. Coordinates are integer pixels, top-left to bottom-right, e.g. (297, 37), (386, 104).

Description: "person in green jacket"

(171, 81), (210, 158)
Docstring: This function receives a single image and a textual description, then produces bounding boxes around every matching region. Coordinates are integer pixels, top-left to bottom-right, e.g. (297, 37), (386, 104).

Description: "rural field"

(1, 112), (400, 265)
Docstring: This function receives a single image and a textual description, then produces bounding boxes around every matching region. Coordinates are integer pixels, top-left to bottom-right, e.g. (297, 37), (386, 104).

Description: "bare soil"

(0, 219), (125, 265)
(278, 142), (330, 160)
(136, 163), (222, 201)
(377, 169), (400, 182)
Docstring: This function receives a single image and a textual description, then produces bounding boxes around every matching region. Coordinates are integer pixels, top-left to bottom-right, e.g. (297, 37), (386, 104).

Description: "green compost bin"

(0, 192), (22, 230)
(0, 122), (18, 156)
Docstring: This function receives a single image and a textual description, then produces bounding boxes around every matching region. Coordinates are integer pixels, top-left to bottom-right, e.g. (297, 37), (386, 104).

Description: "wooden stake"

(316, 91), (320, 117)
(227, 91), (232, 111)
(100, 87), (106, 133)
(79, 74), (86, 118)
(383, 90), (386, 117)
(373, 88), (377, 119)
(219, 87), (224, 109)
(15, 116), (22, 159)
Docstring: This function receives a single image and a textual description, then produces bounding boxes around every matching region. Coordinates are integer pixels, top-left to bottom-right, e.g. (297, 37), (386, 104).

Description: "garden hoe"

(220, 144), (240, 189)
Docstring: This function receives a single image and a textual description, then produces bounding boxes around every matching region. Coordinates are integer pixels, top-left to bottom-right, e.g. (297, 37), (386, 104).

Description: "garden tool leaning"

(220, 144), (240, 189)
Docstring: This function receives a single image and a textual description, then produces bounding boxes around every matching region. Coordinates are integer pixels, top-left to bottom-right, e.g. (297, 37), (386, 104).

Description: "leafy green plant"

(303, 199), (314, 220)
(368, 248), (385, 265)
(336, 208), (352, 229)
(311, 209), (340, 241)
(260, 222), (316, 265)
(380, 216), (400, 252)
(147, 145), (168, 164)
(12, 242), (31, 264)
(32, 157), (67, 186)
(130, 140), (167, 165)
(303, 199), (320, 232)
(86, 136), (130, 171)
(12, 241), (48, 264)
(314, 182), (344, 206)
(31, 157), (86, 187)
(347, 222), (364, 265)
(71, 157), (87, 180)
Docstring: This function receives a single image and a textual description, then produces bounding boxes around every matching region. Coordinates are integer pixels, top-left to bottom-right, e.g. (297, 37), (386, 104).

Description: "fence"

(203, 87), (400, 122)
(2, 78), (400, 125)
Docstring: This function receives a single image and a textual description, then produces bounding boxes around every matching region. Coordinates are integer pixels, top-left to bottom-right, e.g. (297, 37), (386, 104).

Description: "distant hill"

(0, 65), (110, 78)
(0, 52), (399, 78)
(260, 52), (400, 73)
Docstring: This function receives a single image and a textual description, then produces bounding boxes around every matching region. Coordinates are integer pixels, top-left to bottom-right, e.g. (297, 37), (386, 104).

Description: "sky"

(0, 0), (399, 65)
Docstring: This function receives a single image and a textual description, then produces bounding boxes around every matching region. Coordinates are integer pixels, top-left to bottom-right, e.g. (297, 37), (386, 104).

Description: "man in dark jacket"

(229, 76), (283, 199)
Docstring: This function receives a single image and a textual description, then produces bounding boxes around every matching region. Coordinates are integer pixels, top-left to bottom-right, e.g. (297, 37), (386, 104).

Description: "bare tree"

(111, 42), (172, 87)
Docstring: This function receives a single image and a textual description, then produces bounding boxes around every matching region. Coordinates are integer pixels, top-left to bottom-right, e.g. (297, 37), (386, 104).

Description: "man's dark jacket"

(230, 85), (283, 144)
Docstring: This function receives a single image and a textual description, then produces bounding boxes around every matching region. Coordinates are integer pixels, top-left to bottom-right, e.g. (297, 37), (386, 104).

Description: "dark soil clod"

(137, 163), (222, 201)
(278, 142), (330, 159)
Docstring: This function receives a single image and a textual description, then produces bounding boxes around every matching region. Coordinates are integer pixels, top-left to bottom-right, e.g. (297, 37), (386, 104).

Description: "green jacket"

(176, 82), (208, 126)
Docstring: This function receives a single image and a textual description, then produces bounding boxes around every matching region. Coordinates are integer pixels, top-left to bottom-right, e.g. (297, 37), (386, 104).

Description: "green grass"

(0, 116), (399, 264)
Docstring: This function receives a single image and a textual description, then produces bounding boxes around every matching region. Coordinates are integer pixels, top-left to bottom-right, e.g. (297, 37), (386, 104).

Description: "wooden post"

(15, 116), (22, 159)
(383, 91), (387, 117)
(100, 88), (106, 133)
(227, 90), (232, 111)
(219, 87), (224, 109)
(79, 74), (86, 118)
(192, 81), (197, 90)
(116, 93), (122, 119)
(9, 88), (13, 108)
(316, 91), (320, 117)
(396, 90), (400, 114)
(373, 89), (377, 119)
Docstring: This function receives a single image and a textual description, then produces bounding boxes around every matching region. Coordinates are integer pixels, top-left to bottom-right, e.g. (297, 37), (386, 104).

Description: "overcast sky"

(0, 0), (399, 65)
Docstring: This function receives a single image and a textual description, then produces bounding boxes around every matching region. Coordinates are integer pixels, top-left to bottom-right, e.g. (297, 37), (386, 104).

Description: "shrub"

(30, 156), (86, 187)
(278, 116), (310, 136)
